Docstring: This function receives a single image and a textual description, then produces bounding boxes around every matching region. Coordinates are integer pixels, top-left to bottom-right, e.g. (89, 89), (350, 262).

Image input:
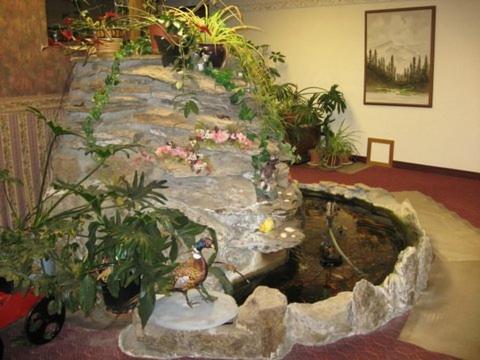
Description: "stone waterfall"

(53, 56), (304, 285)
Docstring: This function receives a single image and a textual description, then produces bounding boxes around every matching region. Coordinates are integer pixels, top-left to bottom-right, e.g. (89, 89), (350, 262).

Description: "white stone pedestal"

(150, 290), (238, 331)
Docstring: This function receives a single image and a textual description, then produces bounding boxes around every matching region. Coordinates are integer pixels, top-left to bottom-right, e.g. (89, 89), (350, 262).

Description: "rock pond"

(57, 58), (432, 359)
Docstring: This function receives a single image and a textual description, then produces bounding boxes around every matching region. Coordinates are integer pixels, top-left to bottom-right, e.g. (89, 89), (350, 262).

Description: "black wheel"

(0, 336), (4, 360)
(25, 297), (65, 345)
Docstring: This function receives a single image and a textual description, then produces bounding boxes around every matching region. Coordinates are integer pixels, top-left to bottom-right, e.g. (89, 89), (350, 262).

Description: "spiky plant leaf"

(79, 274), (97, 313)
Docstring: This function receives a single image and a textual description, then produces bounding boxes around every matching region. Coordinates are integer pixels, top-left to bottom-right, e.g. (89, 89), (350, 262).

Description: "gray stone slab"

(148, 291), (238, 331)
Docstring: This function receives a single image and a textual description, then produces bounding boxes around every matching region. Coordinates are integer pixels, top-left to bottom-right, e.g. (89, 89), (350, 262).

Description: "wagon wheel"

(25, 297), (65, 345)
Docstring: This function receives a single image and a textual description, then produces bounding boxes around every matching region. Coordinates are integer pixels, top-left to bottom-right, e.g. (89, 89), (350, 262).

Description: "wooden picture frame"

(366, 138), (394, 167)
(364, 6), (436, 107)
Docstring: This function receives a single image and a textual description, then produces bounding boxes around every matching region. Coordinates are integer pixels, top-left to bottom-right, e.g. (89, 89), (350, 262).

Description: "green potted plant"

(0, 107), (221, 327)
(274, 83), (347, 162)
(322, 121), (359, 168)
(163, 2), (258, 69)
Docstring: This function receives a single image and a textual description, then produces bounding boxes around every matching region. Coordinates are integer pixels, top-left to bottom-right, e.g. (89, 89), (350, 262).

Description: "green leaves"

(138, 283), (156, 328)
(183, 99), (200, 118)
(27, 107), (79, 137)
(229, 88), (245, 105)
(106, 171), (168, 208)
(269, 51), (285, 63)
(79, 274), (97, 313)
(204, 66), (236, 91)
(84, 143), (138, 161)
(318, 84), (347, 115)
(239, 102), (256, 121)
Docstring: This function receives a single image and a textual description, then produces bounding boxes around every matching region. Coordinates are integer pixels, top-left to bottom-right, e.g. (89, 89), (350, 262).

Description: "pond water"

(234, 189), (412, 304)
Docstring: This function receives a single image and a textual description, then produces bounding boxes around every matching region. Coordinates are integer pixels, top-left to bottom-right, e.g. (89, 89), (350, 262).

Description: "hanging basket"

(94, 29), (125, 58)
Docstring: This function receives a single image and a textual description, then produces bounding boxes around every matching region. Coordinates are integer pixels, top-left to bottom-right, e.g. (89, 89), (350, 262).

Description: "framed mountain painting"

(364, 6), (436, 107)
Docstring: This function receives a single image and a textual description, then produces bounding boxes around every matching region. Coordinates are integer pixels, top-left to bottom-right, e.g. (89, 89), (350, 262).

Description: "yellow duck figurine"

(258, 217), (275, 233)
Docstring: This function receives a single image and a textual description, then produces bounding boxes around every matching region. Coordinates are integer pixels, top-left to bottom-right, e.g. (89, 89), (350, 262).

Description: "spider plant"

(322, 121), (359, 167)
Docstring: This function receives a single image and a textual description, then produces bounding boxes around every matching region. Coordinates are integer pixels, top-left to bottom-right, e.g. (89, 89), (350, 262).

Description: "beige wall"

(244, 0), (480, 172)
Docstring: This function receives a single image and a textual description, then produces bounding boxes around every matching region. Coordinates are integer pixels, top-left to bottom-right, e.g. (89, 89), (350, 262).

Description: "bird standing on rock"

(172, 237), (216, 307)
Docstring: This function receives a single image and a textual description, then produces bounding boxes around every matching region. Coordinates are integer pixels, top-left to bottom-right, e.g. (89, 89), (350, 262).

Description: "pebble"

(280, 232), (287, 238)
(285, 227), (295, 233)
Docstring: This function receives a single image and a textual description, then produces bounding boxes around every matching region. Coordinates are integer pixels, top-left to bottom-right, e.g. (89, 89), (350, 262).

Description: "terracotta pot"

(199, 43), (227, 68)
(308, 148), (322, 165)
(324, 154), (341, 168)
(149, 24), (178, 54)
(340, 153), (352, 165)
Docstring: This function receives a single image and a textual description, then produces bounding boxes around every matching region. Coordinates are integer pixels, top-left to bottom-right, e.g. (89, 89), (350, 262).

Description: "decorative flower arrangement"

(155, 141), (211, 175)
(195, 126), (254, 149)
(63, 10), (127, 40)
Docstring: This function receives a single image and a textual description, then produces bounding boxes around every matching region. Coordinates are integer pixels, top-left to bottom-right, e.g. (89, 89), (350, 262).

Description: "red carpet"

(5, 165), (478, 359)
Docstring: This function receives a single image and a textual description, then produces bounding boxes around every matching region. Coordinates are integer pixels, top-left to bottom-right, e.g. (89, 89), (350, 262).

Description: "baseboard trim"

(352, 155), (480, 180)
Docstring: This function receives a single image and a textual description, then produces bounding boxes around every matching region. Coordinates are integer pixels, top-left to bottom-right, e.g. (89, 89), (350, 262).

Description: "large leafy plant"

(274, 83), (347, 147)
(0, 47), (226, 327)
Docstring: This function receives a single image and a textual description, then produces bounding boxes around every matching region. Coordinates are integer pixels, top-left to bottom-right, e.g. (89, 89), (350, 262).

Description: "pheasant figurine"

(172, 237), (216, 307)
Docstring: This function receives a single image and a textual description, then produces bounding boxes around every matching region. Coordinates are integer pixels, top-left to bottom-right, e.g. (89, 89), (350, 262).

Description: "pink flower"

(155, 145), (172, 156)
(236, 132), (253, 148)
(192, 160), (207, 173)
(171, 147), (188, 159)
(195, 129), (206, 139)
(212, 129), (230, 144)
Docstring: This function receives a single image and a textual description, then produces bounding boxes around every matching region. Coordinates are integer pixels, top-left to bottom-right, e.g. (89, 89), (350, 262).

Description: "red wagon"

(0, 278), (65, 359)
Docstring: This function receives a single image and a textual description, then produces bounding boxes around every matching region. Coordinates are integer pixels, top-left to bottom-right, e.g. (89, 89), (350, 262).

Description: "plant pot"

(148, 24), (178, 54)
(149, 24), (181, 66)
(101, 281), (140, 314)
(324, 154), (341, 168)
(199, 43), (227, 68)
(308, 148), (322, 165)
(285, 124), (319, 163)
(95, 37), (123, 58)
(340, 154), (353, 165)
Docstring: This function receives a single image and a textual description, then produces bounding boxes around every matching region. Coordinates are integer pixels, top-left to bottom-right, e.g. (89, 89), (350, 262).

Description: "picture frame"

(366, 137), (395, 167)
(364, 6), (436, 107)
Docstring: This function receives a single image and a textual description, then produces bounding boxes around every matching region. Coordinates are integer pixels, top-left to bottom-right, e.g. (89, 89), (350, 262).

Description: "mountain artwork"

(364, 7), (436, 107)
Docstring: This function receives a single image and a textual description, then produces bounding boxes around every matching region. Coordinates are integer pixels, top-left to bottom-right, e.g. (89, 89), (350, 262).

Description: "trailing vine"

(83, 48), (127, 147)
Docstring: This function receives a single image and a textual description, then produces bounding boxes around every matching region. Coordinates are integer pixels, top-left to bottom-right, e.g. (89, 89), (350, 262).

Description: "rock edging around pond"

(119, 182), (432, 359)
